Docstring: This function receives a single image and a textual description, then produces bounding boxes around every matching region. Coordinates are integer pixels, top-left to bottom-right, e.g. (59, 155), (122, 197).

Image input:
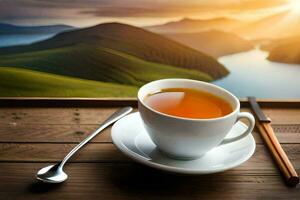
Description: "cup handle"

(220, 112), (255, 145)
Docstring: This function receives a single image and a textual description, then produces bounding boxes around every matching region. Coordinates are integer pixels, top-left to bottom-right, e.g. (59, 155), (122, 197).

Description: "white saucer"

(111, 112), (256, 174)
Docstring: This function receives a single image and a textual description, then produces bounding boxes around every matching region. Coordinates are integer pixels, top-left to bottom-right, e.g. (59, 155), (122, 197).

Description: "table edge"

(0, 98), (299, 108)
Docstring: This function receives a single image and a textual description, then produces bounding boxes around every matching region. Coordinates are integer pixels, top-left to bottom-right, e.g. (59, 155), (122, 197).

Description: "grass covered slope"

(0, 23), (228, 80)
(166, 30), (253, 58)
(0, 44), (213, 87)
(0, 67), (138, 97)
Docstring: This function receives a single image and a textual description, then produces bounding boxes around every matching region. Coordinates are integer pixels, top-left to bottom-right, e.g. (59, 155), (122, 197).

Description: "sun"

(288, 0), (300, 14)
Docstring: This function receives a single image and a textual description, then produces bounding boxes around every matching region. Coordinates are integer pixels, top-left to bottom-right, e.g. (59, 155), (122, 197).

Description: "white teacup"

(138, 79), (255, 160)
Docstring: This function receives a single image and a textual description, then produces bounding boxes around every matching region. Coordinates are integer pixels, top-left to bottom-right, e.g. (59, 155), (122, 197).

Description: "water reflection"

(214, 47), (300, 98)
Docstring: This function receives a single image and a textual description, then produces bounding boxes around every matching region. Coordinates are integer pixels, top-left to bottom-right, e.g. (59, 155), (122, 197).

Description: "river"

(213, 47), (300, 99)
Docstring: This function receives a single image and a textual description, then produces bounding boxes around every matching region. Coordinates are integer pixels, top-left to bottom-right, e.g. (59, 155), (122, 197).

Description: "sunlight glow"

(288, 0), (300, 14)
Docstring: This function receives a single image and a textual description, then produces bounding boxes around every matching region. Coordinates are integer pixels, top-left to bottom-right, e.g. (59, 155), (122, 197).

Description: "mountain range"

(264, 35), (300, 64)
(0, 23), (75, 35)
(234, 11), (300, 39)
(145, 13), (300, 40)
(0, 23), (228, 96)
(145, 17), (243, 33)
(166, 30), (253, 58)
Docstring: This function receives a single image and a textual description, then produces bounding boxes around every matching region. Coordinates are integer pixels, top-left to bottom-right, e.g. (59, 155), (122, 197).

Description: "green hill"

(0, 23), (228, 81)
(0, 67), (138, 97)
(0, 44), (212, 86)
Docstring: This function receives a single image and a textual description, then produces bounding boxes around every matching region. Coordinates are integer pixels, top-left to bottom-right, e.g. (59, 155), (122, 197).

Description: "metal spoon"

(36, 107), (133, 183)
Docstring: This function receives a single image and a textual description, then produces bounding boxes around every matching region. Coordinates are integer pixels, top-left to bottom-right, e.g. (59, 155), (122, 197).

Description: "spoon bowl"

(36, 163), (68, 183)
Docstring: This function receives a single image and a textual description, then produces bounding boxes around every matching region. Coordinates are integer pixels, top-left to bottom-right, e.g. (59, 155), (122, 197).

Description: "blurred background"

(0, 0), (300, 98)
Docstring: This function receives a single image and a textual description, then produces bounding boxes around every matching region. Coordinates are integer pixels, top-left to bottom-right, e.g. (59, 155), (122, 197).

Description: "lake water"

(213, 48), (300, 99)
(0, 34), (54, 47)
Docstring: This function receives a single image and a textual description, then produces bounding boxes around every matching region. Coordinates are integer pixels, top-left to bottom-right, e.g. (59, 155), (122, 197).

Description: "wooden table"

(0, 99), (299, 199)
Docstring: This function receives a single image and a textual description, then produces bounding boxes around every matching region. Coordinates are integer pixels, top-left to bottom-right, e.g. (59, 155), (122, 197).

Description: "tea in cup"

(138, 79), (255, 159)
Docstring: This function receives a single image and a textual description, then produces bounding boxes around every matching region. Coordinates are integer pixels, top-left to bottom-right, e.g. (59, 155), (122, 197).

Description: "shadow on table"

(27, 181), (64, 194)
(23, 163), (235, 199)
(106, 163), (231, 197)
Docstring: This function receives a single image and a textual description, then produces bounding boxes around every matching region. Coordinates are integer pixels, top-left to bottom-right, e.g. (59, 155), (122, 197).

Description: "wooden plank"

(0, 163), (299, 199)
(0, 98), (300, 108)
(0, 123), (260, 143)
(262, 108), (300, 124)
(240, 99), (300, 108)
(242, 108), (300, 125)
(0, 98), (138, 108)
(0, 143), (127, 162)
(0, 107), (124, 125)
(0, 143), (299, 173)
(0, 107), (298, 125)
(1, 123), (300, 144)
(0, 124), (289, 144)
(0, 124), (111, 143)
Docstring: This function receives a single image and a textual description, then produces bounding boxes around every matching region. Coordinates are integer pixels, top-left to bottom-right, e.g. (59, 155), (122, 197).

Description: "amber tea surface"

(144, 88), (232, 119)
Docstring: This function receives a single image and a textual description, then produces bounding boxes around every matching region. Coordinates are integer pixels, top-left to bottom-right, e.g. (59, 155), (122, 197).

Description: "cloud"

(0, 0), (72, 21)
(0, 0), (289, 24)
(79, 0), (288, 18)
(80, 6), (194, 18)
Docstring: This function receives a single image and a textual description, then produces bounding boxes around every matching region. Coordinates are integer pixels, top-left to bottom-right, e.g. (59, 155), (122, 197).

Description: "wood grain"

(0, 163), (299, 200)
(0, 123), (299, 144)
(1, 98), (299, 108)
(0, 143), (127, 162)
(0, 107), (298, 125)
(0, 143), (299, 173)
(0, 124), (112, 143)
(262, 108), (300, 124)
(0, 107), (123, 125)
(0, 103), (299, 199)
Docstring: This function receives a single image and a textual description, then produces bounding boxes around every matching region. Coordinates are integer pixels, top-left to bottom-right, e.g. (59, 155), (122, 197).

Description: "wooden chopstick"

(256, 122), (299, 186)
(248, 97), (299, 187)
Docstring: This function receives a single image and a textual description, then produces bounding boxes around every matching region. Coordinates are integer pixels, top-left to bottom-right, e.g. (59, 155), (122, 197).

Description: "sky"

(0, 0), (295, 27)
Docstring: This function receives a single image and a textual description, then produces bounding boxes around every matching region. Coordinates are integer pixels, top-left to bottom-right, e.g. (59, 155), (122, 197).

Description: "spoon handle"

(60, 107), (133, 166)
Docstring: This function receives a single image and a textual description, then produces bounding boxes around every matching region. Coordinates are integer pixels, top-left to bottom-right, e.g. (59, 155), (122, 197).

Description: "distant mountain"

(145, 17), (244, 33)
(166, 30), (253, 58)
(261, 35), (300, 51)
(234, 11), (300, 39)
(266, 36), (300, 64)
(0, 23), (75, 35)
(0, 23), (228, 88)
